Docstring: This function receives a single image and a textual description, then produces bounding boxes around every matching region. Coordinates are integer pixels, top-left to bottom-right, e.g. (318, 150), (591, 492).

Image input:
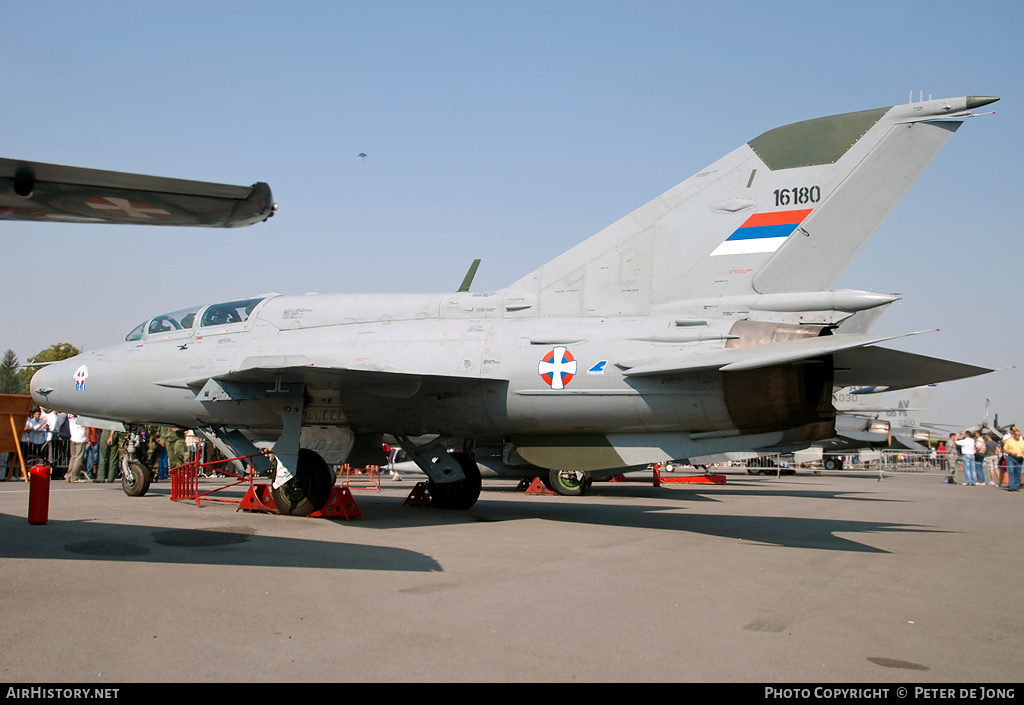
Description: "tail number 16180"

(774, 186), (820, 207)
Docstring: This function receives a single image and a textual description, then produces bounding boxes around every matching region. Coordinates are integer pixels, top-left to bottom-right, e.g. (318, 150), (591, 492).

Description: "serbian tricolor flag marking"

(710, 208), (813, 256)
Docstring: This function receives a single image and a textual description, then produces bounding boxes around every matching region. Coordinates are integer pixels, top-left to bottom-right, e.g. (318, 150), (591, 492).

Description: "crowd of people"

(3, 407), (197, 483)
(936, 426), (1024, 490)
(8, 407), (1024, 492)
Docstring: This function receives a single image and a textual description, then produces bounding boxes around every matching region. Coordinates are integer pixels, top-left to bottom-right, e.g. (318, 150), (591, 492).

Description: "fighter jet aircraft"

(22, 95), (998, 513)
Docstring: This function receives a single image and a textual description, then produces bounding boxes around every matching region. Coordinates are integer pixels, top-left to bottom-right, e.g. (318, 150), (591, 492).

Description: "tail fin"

(506, 96), (996, 316)
(836, 385), (935, 431)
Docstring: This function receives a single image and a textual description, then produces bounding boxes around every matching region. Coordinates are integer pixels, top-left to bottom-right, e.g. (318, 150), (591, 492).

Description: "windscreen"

(200, 298), (264, 327)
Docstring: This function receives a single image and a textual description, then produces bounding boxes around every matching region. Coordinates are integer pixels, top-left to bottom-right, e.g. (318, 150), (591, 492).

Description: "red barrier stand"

(28, 465), (50, 525)
(653, 463), (726, 486)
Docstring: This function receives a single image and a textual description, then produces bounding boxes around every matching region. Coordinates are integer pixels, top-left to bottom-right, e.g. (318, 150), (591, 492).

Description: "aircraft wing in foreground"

(28, 95), (999, 510)
(0, 158), (275, 228)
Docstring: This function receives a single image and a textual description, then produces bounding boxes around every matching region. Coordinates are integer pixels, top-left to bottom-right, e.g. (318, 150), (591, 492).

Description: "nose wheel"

(122, 460), (152, 497)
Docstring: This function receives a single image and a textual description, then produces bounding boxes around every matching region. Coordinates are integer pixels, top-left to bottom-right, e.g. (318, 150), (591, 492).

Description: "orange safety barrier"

(170, 453), (261, 508)
(341, 464), (381, 492)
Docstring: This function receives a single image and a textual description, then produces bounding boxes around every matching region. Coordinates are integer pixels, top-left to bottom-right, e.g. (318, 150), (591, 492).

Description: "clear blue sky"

(3, 0), (1021, 430)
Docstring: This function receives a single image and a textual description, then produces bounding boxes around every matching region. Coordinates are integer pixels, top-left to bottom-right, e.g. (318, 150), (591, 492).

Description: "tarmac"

(1, 467), (1022, 684)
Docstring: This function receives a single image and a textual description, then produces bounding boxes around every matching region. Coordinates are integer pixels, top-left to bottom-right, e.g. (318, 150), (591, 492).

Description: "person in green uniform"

(95, 429), (120, 483)
(159, 426), (187, 477)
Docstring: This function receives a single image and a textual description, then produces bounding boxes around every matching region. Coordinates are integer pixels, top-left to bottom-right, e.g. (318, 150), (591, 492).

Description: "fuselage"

(31, 290), (831, 442)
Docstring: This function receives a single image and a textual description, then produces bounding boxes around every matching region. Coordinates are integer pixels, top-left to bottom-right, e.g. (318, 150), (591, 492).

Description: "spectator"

(64, 414), (89, 482)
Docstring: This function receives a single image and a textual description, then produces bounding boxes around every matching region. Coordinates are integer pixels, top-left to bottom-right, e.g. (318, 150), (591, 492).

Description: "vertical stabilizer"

(505, 96), (994, 316)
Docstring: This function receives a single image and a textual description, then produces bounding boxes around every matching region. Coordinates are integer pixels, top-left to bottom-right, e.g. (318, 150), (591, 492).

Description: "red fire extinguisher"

(28, 465), (50, 525)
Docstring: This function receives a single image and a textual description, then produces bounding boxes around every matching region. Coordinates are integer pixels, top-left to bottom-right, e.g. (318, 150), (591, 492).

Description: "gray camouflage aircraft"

(20, 95), (997, 513)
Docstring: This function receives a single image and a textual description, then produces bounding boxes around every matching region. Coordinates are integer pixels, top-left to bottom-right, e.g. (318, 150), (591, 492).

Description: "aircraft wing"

(0, 158), (274, 228)
(620, 331), (991, 391)
(832, 346), (992, 392)
(155, 354), (498, 400)
(619, 331), (923, 376)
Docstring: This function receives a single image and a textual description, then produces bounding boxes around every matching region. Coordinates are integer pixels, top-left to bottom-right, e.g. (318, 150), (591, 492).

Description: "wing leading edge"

(0, 158), (275, 228)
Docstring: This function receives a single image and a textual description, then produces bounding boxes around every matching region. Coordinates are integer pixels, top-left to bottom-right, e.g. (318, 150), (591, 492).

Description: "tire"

(746, 467), (762, 476)
(548, 468), (592, 496)
(427, 452), (482, 510)
(823, 457), (843, 471)
(271, 449), (334, 517)
(122, 460), (151, 497)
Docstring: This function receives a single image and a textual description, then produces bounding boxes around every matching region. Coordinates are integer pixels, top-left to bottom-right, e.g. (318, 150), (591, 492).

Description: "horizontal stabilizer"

(620, 331), (929, 377)
(0, 158), (275, 228)
(832, 347), (992, 392)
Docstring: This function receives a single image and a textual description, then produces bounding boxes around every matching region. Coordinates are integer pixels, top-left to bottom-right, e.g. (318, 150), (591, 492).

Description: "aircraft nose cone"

(966, 96), (999, 109)
(30, 358), (85, 411)
(30, 364), (60, 407)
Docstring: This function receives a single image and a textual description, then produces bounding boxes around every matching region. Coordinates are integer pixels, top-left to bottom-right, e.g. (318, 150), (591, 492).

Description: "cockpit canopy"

(125, 297), (266, 342)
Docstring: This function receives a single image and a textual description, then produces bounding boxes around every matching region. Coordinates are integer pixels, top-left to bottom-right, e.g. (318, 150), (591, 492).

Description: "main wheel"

(272, 449), (334, 517)
(548, 468), (592, 496)
(427, 452), (481, 510)
(122, 460), (151, 497)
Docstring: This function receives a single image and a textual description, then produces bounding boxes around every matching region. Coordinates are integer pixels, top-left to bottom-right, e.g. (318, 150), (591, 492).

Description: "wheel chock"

(523, 477), (557, 495)
(609, 474), (628, 482)
(403, 482), (436, 507)
(652, 465), (726, 486)
(239, 484), (279, 513)
(676, 474), (726, 484)
(661, 474), (727, 485)
(312, 486), (363, 520)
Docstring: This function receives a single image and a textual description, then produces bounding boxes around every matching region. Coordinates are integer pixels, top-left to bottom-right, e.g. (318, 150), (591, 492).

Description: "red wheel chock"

(652, 464), (726, 486)
(239, 484), (278, 513)
(240, 484), (364, 519)
(522, 477), (557, 495)
(403, 482), (436, 507)
(312, 486), (363, 520)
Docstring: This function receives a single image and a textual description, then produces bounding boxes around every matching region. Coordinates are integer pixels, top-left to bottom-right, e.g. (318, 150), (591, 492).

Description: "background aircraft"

(17, 95), (997, 513)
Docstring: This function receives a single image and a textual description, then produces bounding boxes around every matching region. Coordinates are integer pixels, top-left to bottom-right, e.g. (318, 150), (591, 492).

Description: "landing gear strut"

(121, 430), (151, 497)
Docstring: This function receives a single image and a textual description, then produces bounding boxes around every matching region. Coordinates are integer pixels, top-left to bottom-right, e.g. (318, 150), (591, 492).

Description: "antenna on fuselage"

(458, 259), (481, 292)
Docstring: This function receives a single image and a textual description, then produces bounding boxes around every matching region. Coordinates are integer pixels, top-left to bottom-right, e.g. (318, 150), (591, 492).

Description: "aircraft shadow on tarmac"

(462, 498), (943, 554)
(323, 481), (946, 554)
(0, 477), (944, 567)
(0, 513), (442, 572)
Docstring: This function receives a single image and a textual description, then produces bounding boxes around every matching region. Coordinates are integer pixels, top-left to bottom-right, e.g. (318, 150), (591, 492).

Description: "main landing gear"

(272, 448), (335, 517)
(426, 451), (482, 510)
(546, 468), (593, 496)
(397, 436), (482, 510)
